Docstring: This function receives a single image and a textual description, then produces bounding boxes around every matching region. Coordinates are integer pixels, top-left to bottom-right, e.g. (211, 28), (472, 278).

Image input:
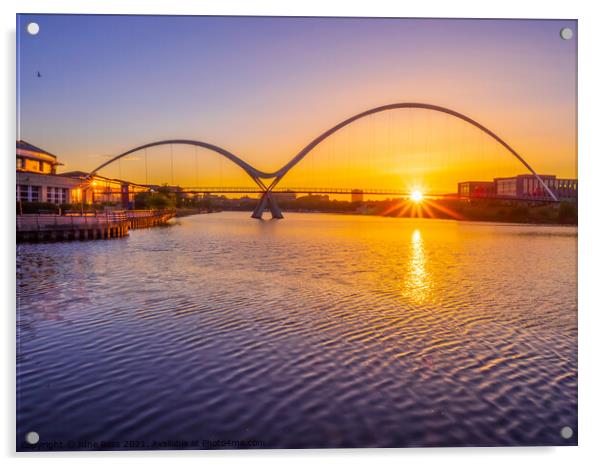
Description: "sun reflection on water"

(403, 229), (432, 303)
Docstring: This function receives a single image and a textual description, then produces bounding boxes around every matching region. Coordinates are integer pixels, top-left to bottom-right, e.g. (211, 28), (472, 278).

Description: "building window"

(71, 188), (81, 203)
(42, 187), (70, 204)
(17, 185), (28, 202)
(17, 185), (41, 202)
(497, 179), (517, 197)
(44, 186), (69, 204)
(30, 186), (40, 202)
(17, 158), (25, 169)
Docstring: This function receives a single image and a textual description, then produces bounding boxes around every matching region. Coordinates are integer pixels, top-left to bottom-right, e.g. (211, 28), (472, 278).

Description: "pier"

(126, 209), (176, 229)
(16, 209), (176, 242)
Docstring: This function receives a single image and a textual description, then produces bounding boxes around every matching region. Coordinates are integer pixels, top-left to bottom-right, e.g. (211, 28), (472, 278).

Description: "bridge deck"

(177, 187), (558, 202)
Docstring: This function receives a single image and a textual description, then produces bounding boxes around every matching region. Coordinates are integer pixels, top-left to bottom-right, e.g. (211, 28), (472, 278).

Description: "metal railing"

(180, 186), (415, 195)
(179, 187), (560, 201)
(17, 212), (128, 231)
(124, 209), (175, 218)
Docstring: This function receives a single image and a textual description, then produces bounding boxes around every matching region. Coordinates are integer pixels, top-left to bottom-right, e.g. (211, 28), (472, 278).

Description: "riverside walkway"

(16, 209), (176, 242)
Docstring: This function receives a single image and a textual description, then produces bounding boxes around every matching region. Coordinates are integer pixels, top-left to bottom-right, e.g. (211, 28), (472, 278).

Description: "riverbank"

(271, 197), (578, 225)
(174, 207), (220, 218)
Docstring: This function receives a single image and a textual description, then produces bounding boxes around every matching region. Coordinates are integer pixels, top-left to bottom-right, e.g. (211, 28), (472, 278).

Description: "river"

(16, 212), (577, 449)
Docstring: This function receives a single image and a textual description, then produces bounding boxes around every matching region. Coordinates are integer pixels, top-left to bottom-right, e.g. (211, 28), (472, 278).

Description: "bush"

(135, 191), (176, 209)
(17, 201), (59, 214)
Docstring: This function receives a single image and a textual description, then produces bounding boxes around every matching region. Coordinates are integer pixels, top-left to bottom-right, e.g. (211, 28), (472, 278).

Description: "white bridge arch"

(87, 103), (558, 219)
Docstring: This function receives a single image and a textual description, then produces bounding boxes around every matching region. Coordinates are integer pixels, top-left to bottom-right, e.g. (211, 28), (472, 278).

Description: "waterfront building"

(551, 177), (579, 201)
(16, 171), (80, 204)
(458, 174), (577, 201)
(457, 181), (495, 198)
(16, 140), (81, 204)
(61, 171), (150, 208)
(16, 140), (149, 208)
(493, 174), (577, 201)
(16, 139), (62, 174)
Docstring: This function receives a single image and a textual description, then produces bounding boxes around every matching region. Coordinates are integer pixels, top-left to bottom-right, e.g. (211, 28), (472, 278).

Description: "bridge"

(179, 187), (440, 196)
(90, 184), (555, 204)
(86, 102), (559, 219)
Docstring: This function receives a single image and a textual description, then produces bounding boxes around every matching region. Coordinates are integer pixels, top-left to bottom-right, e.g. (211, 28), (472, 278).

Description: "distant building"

(351, 189), (364, 203)
(297, 194), (329, 202)
(273, 191), (297, 202)
(554, 178), (579, 201)
(458, 174), (577, 202)
(201, 193), (231, 207)
(493, 174), (577, 201)
(457, 181), (495, 198)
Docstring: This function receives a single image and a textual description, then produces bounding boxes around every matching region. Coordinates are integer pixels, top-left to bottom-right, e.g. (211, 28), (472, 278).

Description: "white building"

(16, 140), (82, 204)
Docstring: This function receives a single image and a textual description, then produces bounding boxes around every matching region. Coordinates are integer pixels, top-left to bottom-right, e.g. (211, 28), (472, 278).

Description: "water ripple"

(16, 212), (577, 449)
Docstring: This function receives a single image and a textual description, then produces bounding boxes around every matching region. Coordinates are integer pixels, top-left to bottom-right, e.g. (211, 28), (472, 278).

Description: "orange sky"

(19, 16), (577, 193)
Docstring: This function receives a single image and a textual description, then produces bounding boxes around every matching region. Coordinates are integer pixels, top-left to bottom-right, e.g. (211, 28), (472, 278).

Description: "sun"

(410, 189), (424, 203)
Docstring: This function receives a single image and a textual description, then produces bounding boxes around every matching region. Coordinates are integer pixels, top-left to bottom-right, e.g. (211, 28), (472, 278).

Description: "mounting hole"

(560, 426), (573, 439)
(25, 431), (40, 444)
(26, 22), (40, 35)
(560, 27), (573, 40)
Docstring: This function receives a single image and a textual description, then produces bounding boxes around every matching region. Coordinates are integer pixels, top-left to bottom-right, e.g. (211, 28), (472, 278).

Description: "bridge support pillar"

(251, 192), (284, 219)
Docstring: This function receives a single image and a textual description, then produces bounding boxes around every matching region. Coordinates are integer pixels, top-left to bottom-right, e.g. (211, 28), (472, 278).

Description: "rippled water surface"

(17, 212), (577, 449)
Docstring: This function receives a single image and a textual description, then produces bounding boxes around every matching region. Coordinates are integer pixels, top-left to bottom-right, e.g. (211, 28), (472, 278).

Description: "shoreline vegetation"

(302, 198), (576, 225)
(210, 197), (577, 226)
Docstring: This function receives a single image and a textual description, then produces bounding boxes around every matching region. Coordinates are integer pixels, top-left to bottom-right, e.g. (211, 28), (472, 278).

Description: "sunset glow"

(410, 190), (424, 203)
(17, 16), (577, 192)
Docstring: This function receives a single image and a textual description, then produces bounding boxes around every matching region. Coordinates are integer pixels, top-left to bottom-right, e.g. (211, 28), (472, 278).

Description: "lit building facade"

(16, 140), (81, 204)
(493, 174), (577, 201)
(457, 181), (495, 198)
(16, 140), (62, 174)
(16, 140), (149, 208)
(61, 171), (150, 208)
(458, 174), (577, 201)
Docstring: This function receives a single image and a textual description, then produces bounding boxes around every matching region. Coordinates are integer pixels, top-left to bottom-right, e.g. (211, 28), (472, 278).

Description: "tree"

(134, 189), (176, 209)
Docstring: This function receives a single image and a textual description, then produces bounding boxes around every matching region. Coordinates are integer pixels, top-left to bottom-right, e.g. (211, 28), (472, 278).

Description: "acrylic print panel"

(16, 15), (577, 451)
